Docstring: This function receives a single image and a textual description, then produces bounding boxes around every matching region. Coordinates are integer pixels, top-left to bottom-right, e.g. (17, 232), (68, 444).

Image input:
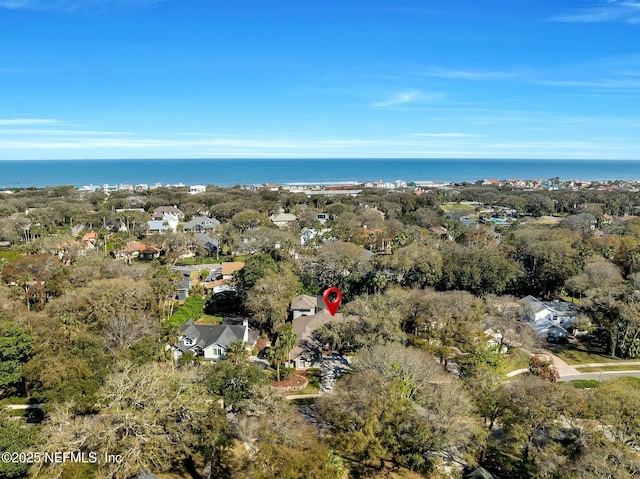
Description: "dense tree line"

(2, 184), (640, 477)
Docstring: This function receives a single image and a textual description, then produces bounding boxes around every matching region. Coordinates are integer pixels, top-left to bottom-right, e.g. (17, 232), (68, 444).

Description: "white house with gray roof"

(520, 296), (579, 341)
(173, 319), (256, 361)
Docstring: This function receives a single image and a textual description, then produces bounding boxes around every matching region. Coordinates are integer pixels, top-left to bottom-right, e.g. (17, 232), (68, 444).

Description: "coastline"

(2, 158), (640, 189)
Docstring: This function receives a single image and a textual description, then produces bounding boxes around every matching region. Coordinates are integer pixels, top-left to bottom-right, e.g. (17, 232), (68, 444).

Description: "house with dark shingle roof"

(289, 309), (343, 369)
(173, 319), (256, 361)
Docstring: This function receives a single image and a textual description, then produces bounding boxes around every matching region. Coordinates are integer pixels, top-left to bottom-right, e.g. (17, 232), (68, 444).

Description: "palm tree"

(226, 340), (249, 364)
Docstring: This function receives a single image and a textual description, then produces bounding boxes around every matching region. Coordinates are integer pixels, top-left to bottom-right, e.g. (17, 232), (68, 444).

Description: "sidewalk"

(505, 353), (640, 379)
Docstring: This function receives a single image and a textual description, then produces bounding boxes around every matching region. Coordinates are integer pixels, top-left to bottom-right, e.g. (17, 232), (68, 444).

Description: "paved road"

(506, 351), (640, 382)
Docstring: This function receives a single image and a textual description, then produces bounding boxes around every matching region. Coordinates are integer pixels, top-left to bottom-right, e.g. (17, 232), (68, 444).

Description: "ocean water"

(1, 159), (640, 188)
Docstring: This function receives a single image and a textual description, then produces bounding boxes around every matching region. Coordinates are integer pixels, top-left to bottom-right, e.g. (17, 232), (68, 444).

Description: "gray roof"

(180, 322), (245, 349)
(291, 294), (318, 311)
(183, 216), (220, 230)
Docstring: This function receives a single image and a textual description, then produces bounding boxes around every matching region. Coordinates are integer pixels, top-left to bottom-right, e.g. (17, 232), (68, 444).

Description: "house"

(271, 212), (298, 228)
(152, 206), (185, 220)
(221, 261), (244, 279)
(147, 214), (179, 234)
(182, 216), (220, 233)
(177, 279), (194, 301)
(290, 294), (318, 319)
(520, 296), (579, 341)
(289, 309), (343, 369)
(300, 227), (330, 246)
(114, 241), (161, 262)
(195, 232), (219, 254)
(189, 185), (207, 195)
(173, 319), (255, 361)
(81, 231), (98, 249)
(316, 213), (329, 225)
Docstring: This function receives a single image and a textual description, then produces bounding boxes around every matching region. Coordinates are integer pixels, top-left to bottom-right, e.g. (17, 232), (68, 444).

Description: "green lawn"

(504, 348), (531, 373)
(195, 315), (223, 325)
(547, 345), (638, 365)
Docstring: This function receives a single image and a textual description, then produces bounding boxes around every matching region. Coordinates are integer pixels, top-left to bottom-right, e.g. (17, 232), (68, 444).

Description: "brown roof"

(204, 279), (227, 289)
(290, 309), (343, 359)
(221, 262), (245, 276)
(123, 241), (160, 254)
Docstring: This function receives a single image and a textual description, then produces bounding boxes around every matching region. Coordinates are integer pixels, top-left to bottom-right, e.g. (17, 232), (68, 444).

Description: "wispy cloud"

(410, 132), (482, 138)
(419, 67), (520, 81)
(0, 118), (62, 126)
(550, 1), (640, 24)
(0, 0), (166, 12)
(372, 90), (444, 108)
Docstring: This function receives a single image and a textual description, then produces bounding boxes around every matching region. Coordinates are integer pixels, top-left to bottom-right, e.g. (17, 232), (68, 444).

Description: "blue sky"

(1, 0), (640, 160)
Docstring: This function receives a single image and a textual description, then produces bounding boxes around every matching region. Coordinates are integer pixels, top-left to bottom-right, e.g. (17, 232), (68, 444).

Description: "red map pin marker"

(323, 287), (342, 316)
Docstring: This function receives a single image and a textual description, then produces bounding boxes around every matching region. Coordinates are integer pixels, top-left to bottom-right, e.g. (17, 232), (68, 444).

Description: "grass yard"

(547, 345), (638, 365)
(195, 315), (223, 325)
(504, 348), (531, 373)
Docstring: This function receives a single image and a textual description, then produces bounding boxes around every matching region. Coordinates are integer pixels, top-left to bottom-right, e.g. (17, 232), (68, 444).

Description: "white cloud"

(419, 68), (520, 81)
(372, 90), (444, 108)
(0, 0), (166, 11)
(0, 118), (62, 125)
(550, 1), (640, 24)
(410, 132), (482, 138)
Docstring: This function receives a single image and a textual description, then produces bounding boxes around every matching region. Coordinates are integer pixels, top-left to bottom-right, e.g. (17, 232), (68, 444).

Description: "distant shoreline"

(2, 158), (640, 189)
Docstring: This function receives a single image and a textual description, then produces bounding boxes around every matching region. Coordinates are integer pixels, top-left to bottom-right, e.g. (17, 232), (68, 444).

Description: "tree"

(592, 377), (640, 449)
(0, 410), (39, 479)
(32, 362), (230, 479)
(1, 253), (62, 310)
(204, 360), (270, 413)
(225, 339), (249, 364)
(317, 345), (482, 474)
(245, 266), (300, 334)
(235, 400), (341, 479)
(269, 323), (298, 381)
(0, 319), (34, 394)
(440, 243), (524, 297)
(300, 241), (372, 298)
(528, 354), (560, 383)
(383, 242), (443, 288)
(499, 376), (565, 476)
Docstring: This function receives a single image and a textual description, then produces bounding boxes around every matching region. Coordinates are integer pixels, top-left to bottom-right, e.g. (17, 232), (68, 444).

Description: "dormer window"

(183, 337), (194, 346)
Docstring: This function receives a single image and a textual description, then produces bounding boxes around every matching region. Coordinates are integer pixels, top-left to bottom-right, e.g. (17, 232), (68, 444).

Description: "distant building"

(189, 185), (207, 194)
(182, 216), (220, 233)
(152, 206), (185, 220)
(271, 212), (298, 228)
(147, 214), (179, 234)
